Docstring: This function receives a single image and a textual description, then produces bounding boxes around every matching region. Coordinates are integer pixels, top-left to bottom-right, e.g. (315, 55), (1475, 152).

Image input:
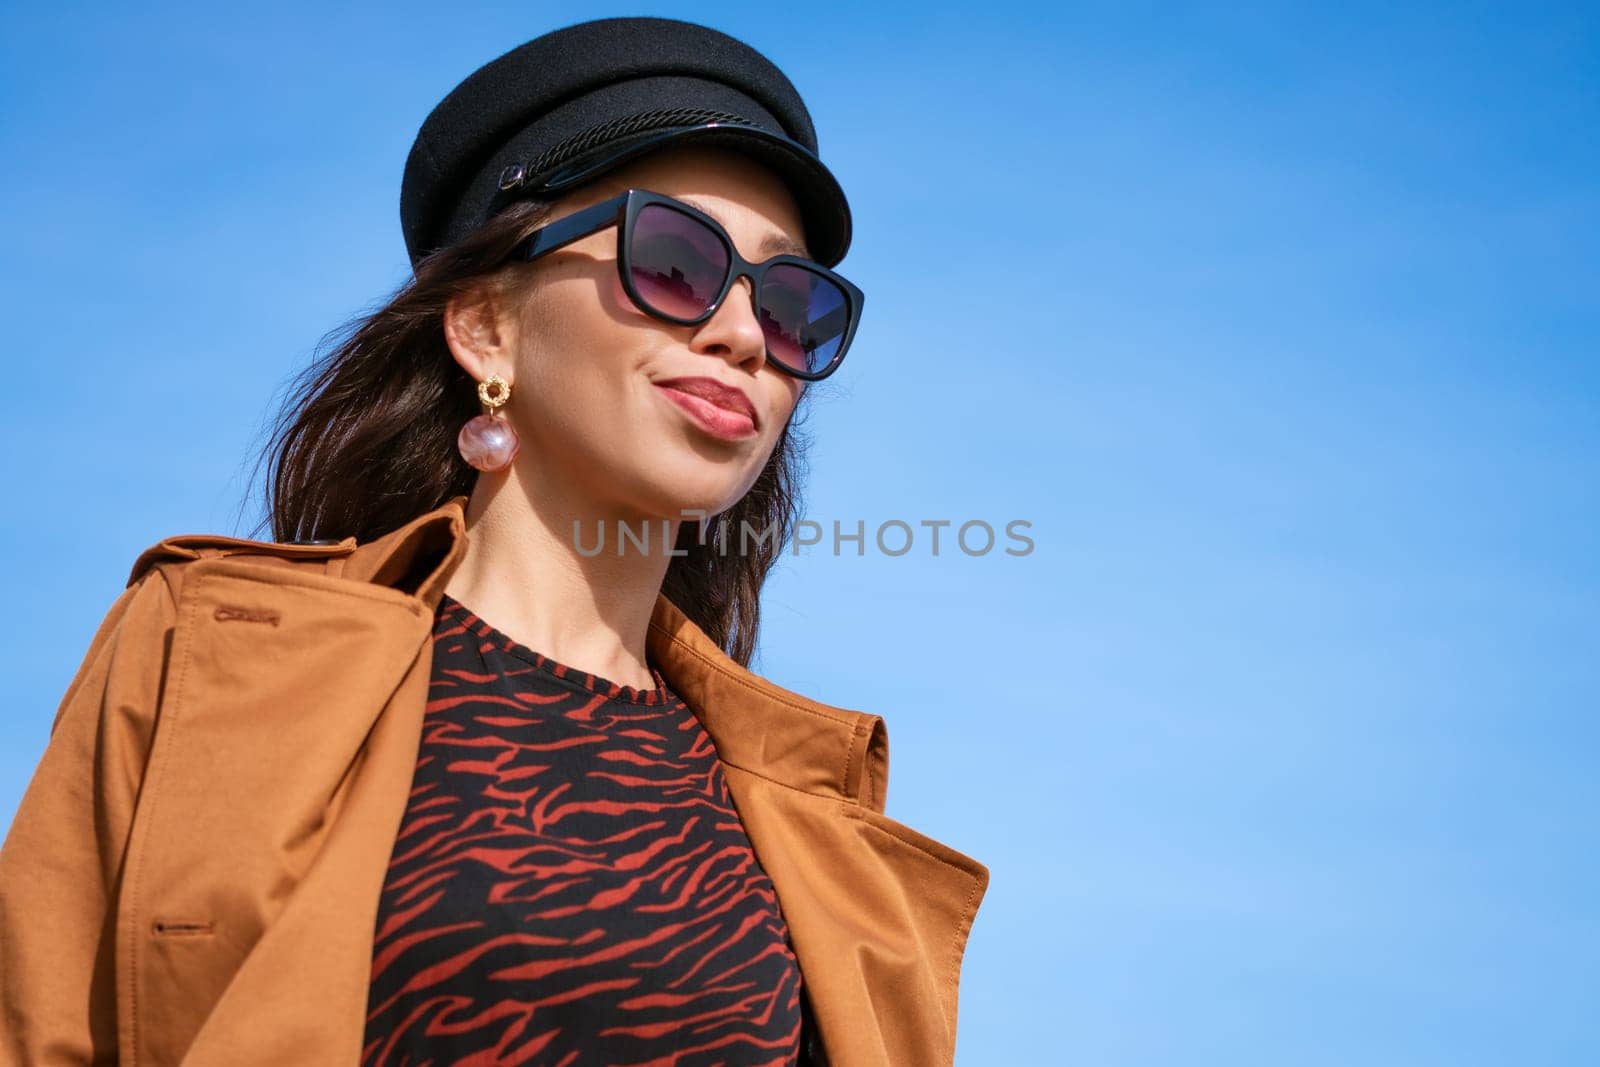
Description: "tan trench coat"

(0, 495), (989, 1066)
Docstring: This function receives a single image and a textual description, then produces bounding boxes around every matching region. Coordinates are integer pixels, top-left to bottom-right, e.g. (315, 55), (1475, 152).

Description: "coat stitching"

(946, 877), (985, 1059)
(213, 605), (281, 626)
(841, 716), (863, 806)
(864, 721), (879, 811)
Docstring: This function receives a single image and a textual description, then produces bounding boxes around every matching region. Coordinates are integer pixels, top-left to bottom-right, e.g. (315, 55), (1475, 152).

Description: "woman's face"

(450, 145), (810, 524)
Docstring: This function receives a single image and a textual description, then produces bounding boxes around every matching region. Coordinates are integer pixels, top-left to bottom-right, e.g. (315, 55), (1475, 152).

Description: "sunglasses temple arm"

(511, 195), (629, 262)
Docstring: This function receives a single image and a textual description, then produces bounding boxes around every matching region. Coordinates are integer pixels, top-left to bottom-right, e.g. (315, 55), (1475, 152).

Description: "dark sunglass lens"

(629, 204), (729, 320)
(759, 264), (851, 375)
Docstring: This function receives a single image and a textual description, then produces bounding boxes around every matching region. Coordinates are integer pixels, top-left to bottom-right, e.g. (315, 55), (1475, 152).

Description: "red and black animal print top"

(361, 593), (806, 1066)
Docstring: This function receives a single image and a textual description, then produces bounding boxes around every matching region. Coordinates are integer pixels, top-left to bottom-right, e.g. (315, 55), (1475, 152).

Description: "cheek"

(510, 285), (629, 430)
(518, 272), (637, 371)
(763, 378), (802, 431)
(605, 268), (628, 310)
(606, 266), (653, 323)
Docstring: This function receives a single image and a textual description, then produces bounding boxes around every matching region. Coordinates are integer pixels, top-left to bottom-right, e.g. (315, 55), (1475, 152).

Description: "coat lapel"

(646, 586), (988, 1066)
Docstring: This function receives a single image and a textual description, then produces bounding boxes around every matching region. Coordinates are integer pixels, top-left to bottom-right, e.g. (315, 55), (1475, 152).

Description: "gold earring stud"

(477, 374), (511, 411)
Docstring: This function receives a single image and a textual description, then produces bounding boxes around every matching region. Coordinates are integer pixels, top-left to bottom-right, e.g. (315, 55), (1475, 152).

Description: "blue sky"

(2, 2), (1597, 1063)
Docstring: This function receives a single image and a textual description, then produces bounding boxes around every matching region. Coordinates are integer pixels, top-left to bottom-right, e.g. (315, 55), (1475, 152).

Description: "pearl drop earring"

(457, 375), (521, 472)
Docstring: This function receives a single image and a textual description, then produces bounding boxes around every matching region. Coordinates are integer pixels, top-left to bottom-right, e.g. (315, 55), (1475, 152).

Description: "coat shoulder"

(123, 496), (469, 602)
(125, 530), (359, 589)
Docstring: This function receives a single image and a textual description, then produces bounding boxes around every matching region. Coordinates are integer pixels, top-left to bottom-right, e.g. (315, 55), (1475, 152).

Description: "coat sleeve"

(0, 569), (178, 1066)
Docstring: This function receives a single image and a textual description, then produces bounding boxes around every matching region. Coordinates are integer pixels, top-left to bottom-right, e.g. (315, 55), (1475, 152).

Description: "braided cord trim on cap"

(498, 108), (760, 191)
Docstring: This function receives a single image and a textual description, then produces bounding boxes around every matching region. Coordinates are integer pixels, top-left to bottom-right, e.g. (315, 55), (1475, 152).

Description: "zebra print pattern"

(361, 593), (804, 1066)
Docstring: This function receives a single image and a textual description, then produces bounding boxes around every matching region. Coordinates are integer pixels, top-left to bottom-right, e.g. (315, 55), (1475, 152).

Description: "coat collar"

(128, 494), (889, 812)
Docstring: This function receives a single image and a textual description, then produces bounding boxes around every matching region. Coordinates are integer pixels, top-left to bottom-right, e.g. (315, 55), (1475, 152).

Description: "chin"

(632, 457), (758, 521)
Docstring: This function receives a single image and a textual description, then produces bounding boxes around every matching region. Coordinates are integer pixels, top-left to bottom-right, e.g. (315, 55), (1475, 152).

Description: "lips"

(652, 376), (759, 432)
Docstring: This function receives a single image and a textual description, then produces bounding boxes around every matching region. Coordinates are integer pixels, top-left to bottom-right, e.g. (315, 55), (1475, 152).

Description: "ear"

(443, 280), (517, 384)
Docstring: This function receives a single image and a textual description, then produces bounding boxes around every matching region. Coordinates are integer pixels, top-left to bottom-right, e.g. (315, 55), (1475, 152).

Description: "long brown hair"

(241, 198), (810, 666)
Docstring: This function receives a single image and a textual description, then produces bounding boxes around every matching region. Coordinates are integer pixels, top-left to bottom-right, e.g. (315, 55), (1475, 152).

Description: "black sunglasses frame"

(506, 188), (863, 382)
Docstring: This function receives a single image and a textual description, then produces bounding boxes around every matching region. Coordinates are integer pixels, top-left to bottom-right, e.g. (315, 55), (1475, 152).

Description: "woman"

(0, 17), (987, 1067)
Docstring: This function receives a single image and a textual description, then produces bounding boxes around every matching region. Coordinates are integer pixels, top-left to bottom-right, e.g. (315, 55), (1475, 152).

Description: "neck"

(441, 466), (680, 692)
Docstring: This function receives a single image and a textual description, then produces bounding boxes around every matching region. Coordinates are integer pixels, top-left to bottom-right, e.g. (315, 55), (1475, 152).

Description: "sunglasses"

(506, 189), (864, 381)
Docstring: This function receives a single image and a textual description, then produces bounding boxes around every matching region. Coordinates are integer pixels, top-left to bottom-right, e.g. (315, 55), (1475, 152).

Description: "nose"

(688, 275), (767, 374)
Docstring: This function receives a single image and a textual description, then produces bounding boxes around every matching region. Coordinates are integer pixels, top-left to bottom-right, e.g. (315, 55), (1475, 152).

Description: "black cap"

(400, 17), (852, 269)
